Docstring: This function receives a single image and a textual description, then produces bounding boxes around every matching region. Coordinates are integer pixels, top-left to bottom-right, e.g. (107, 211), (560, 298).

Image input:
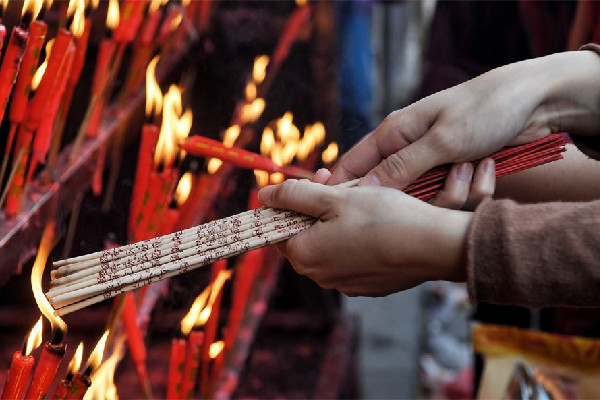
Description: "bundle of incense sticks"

(46, 134), (567, 316)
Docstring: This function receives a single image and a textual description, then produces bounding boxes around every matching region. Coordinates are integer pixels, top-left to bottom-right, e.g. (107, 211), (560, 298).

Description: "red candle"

(198, 0), (213, 33)
(1, 352), (35, 400)
(86, 39), (114, 139)
(0, 26), (28, 124)
(5, 127), (32, 216)
(24, 341), (67, 400)
(120, 291), (150, 396)
(52, 378), (72, 400)
(180, 330), (204, 399)
(114, 0), (146, 44)
(64, 374), (91, 400)
(166, 338), (187, 399)
(129, 124), (159, 236)
(146, 169), (178, 239)
(160, 209), (180, 236)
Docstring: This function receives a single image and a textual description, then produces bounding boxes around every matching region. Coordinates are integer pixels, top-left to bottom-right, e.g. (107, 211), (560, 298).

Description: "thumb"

(258, 180), (338, 218)
(361, 134), (445, 189)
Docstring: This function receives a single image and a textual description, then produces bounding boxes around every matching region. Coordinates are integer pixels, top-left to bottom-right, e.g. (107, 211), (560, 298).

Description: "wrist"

(429, 207), (472, 282)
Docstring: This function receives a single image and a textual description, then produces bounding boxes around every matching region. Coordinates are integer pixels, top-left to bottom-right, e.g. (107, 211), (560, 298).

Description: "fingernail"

(483, 158), (495, 173)
(456, 163), (473, 181)
(257, 185), (275, 204)
(361, 173), (381, 187)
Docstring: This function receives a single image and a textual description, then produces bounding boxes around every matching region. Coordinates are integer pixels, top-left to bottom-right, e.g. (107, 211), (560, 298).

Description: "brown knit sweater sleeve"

(467, 198), (600, 308)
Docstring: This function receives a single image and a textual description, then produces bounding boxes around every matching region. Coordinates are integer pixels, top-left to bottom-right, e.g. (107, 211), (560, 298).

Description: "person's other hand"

(258, 179), (472, 296)
(329, 51), (600, 189)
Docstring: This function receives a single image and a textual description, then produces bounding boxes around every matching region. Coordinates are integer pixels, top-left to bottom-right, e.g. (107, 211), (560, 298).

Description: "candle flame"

(207, 158), (222, 174)
(0, 0), (9, 13)
(208, 341), (225, 359)
(89, 0), (98, 10)
(281, 141), (298, 165)
(175, 109), (192, 144)
(222, 125), (240, 148)
(106, 0), (119, 30)
(86, 330), (109, 372)
(22, 0), (44, 19)
(270, 172), (284, 184)
(84, 337), (124, 400)
(67, 0), (77, 16)
(311, 121), (326, 145)
(196, 270), (232, 327)
(31, 39), (54, 91)
(145, 56), (162, 118)
(69, 0), (86, 38)
(270, 142), (282, 166)
(180, 284), (211, 335)
(155, 85), (186, 167)
(31, 223), (67, 334)
(296, 0), (308, 6)
(173, 172), (192, 206)
(170, 10), (182, 32)
(245, 82), (256, 101)
(149, 0), (167, 14)
(68, 342), (84, 375)
(240, 98), (265, 124)
(276, 112), (300, 143)
(321, 142), (338, 164)
(253, 170), (269, 188)
(181, 0), (191, 7)
(260, 127), (275, 156)
(252, 55), (269, 84)
(25, 317), (43, 356)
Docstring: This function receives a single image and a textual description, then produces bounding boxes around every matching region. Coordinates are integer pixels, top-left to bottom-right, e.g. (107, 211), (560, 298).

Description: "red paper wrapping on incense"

(167, 338), (187, 399)
(135, 169), (177, 241)
(121, 291), (150, 394)
(129, 125), (159, 235)
(200, 260), (227, 393)
(51, 379), (72, 400)
(180, 330), (204, 400)
(24, 341), (66, 400)
(65, 373), (91, 400)
(1, 351), (35, 400)
(182, 136), (313, 178)
(0, 27), (28, 122)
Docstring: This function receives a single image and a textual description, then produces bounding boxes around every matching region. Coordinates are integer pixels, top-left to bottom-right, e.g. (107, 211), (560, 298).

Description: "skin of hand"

(257, 176), (472, 297)
(328, 50), (600, 189)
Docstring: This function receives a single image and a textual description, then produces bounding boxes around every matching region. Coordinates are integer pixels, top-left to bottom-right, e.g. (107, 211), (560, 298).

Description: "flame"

(208, 341), (224, 359)
(207, 158), (222, 174)
(270, 143), (282, 166)
(176, 109), (193, 143)
(31, 223), (67, 333)
(180, 285), (211, 335)
(89, 0), (98, 10)
(245, 82), (256, 101)
(22, 0), (44, 19)
(66, 0), (77, 16)
(32, 39), (54, 91)
(270, 172), (284, 184)
(254, 170), (269, 188)
(106, 0), (119, 30)
(0, 0), (8, 13)
(281, 141), (298, 165)
(321, 142), (338, 164)
(84, 337), (124, 400)
(240, 98), (265, 124)
(195, 270), (232, 327)
(170, 11), (182, 32)
(86, 330), (109, 372)
(24, 317), (43, 356)
(145, 56), (162, 118)
(149, 0), (167, 14)
(68, 342), (84, 375)
(69, 0), (86, 38)
(222, 125), (240, 148)
(312, 122), (326, 145)
(173, 172), (192, 206)
(155, 85), (186, 167)
(276, 112), (300, 143)
(181, 0), (191, 7)
(260, 127), (275, 156)
(252, 55), (269, 84)
(296, 0), (308, 6)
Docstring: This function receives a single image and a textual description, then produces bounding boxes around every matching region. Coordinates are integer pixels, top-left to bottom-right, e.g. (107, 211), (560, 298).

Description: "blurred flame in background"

(145, 56), (163, 118)
(22, 0), (44, 19)
(173, 172), (192, 206)
(84, 337), (124, 400)
(106, 0), (119, 30)
(87, 330), (109, 371)
(31, 39), (54, 91)
(208, 341), (224, 359)
(68, 342), (84, 375)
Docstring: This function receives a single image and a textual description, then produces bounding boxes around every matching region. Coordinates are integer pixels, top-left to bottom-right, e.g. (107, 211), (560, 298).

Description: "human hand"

(257, 179), (472, 296)
(329, 51), (600, 189)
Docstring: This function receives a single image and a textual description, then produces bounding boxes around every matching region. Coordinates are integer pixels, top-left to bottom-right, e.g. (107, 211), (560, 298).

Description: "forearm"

(494, 143), (600, 203)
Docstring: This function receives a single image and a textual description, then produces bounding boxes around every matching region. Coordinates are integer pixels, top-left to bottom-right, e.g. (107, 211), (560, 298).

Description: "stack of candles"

(46, 133), (567, 316)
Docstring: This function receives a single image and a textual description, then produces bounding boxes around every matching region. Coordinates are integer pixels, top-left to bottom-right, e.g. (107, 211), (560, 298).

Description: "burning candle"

(52, 341), (83, 400)
(66, 331), (108, 400)
(208, 340), (225, 388)
(166, 338), (186, 400)
(26, 222), (68, 400)
(1, 318), (43, 400)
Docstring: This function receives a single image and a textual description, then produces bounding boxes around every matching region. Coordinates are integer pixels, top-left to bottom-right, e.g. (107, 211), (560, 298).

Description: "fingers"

(312, 168), (332, 184)
(429, 158), (495, 210)
(464, 158), (495, 210)
(257, 179), (338, 218)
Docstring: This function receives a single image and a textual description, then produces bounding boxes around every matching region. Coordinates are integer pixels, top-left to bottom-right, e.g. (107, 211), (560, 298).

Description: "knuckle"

(379, 153), (410, 184)
(272, 179), (299, 203)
